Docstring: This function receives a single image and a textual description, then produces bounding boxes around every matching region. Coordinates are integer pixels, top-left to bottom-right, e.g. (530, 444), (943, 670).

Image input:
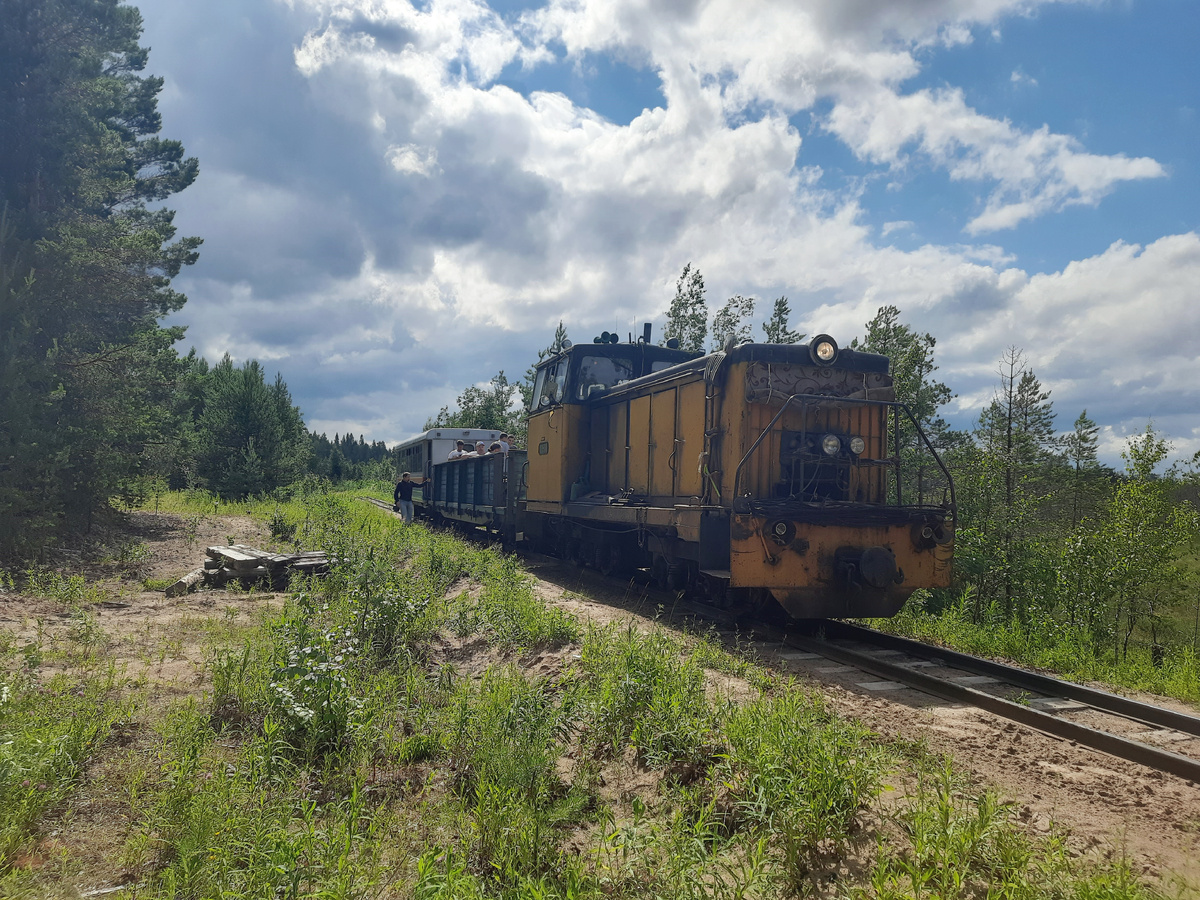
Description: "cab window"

(576, 355), (634, 400)
(532, 357), (568, 410)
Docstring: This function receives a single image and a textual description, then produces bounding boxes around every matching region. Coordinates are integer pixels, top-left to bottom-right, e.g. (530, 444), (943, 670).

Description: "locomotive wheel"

(562, 531), (588, 568)
(557, 532), (576, 564)
(572, 541), (590, 568)
(598, 544), (624, 577)
(667, 561), (691, 593)
(698, 571), (729, 607)
(650, 555), (669, 590)
(733, 588), (789, 626)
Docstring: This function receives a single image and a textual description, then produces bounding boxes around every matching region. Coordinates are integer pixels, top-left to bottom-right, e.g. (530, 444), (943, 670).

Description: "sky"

(135, 0), (1200, 464)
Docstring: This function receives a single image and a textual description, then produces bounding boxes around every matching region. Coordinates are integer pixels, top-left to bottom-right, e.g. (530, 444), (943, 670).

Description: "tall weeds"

(0, 669), (120, 869)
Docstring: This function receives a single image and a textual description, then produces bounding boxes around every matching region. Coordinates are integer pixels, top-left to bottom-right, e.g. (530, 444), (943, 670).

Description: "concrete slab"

(1026, 697), (1090, 712)
(1130, 729), (1195, 743)
(858, 680), (906, 691)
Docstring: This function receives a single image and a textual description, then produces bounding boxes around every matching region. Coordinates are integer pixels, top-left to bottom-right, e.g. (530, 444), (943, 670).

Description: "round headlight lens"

(849, 436), (866, 455)
(821, 434), (841, 456)
(807, 333), (840, 366)
(774, 521), (789, 537)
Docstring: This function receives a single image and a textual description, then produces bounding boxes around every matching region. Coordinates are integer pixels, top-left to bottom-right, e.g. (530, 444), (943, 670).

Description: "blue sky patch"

(497, 48), (666, 125)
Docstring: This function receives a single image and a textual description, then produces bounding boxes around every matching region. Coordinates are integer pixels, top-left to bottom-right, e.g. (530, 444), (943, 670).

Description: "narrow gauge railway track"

(775, 621), (1200, 784)
(360, 496), (1200, 783)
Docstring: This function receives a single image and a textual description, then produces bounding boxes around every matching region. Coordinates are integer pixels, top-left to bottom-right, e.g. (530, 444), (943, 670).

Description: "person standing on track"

(393, 472), (415, 523)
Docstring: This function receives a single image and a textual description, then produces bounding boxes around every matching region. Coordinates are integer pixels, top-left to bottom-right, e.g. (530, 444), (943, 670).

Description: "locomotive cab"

(525, 337), (700, 507)
(528, 341), (698, 410)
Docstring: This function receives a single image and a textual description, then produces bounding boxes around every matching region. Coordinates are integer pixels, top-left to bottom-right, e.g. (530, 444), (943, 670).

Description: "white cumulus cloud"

(139, 0), (1192, 455)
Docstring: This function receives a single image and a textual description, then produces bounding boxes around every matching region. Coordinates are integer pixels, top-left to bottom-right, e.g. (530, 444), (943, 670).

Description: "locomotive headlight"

(809, 333), (839, 365)
(849, 436), (866, 455)
(774, 521), (789, 537)
(821, 434), (842, 456)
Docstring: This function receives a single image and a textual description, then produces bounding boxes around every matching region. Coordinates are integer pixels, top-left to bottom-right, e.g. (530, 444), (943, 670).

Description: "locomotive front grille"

(779, 429), (854, 502)
(733, 394), (955, 524)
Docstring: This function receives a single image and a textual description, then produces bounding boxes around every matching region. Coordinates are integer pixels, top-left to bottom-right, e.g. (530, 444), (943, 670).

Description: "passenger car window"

(576, 356), (633, 399)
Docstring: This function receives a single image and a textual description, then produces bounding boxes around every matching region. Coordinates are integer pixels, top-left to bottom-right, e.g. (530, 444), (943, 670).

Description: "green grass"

(721, 689), (886, 886)
(17, 569), (107, 606)
(859, 762), (1166, 900)
(0, 490), (1180, 899)
(573, 623), (720, 768)
(0, 668), (123, 870)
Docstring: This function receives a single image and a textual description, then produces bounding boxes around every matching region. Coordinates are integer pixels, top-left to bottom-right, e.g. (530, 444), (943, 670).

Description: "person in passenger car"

(488, 442), (502, 453)
(498, 433), (511, 453)
(393, 472), (415, 523)
(447, 440), (465, 460)
(475, 441), (487, 455)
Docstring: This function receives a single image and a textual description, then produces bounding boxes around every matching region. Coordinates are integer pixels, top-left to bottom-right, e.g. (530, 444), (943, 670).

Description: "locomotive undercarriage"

(522, 503), (951, 619)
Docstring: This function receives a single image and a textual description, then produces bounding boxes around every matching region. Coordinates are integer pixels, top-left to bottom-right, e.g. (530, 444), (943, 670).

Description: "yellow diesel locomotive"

(518, 326), (954, 618)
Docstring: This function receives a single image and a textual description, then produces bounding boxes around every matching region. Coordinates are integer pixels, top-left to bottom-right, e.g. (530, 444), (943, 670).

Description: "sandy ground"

(3, 510), (1199, 897)
(0, 511), (288, 895)
(524, 555), (1200, 896)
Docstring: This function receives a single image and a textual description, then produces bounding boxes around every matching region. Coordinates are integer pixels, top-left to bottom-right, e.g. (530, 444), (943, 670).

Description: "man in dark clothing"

(393, 472), (415, 523)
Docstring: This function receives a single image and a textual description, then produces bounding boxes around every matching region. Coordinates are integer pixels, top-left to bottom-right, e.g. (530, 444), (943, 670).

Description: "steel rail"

(783, 630), (1200, 784)
(822, 620), (1200, 738)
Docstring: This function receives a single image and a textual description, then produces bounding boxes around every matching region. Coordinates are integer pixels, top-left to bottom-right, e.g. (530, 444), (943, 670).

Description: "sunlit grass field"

(0, 491), (1176, 898)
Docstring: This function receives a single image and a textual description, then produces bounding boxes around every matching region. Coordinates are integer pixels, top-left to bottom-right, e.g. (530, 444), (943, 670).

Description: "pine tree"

(973, 347), (1057, 615)
(663, 263), (707, 352)
(854, 305), (952, 432)
(1063, 409), (1101, 527)
(194, 356), (308, 497)
(710, 295), (755, 351)
(0, 0), (200, 550)
(977, 348), (1056, 478)
(761, 296), (803, 344)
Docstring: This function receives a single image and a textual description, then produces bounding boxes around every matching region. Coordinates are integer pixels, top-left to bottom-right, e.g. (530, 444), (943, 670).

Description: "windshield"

(576, 355), (634, 399)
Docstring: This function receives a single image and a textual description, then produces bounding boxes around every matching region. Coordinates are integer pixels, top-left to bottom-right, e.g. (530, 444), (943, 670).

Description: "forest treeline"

(0, 0), (388, 555)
